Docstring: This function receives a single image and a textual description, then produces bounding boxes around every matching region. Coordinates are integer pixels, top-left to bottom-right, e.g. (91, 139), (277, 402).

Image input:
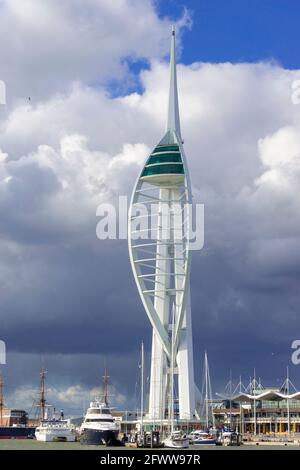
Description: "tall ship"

(80, 369), (119, 445)
(0, 371), (35, 439)
(34, 364), (75, 442)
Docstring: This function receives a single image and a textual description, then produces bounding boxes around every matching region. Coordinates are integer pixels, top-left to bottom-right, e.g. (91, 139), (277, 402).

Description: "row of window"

(85, 418), (114, 422)
(142, 164), (184, 177)
(147, 153), (182, 165)
(152, 145), (179, 154)
(87, 408), (111, 414)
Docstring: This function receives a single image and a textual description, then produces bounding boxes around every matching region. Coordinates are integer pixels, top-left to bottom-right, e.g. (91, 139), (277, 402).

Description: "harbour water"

(0, 440), (299, 451)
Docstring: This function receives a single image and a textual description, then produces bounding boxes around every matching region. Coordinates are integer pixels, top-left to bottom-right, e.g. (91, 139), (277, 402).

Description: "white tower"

(128, 26), (195, 421)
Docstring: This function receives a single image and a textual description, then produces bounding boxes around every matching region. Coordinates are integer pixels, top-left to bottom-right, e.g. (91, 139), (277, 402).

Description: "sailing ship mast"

(140, 341), (144, 435)
(169, 304), (176, 434)
(204, 354), (209, 428)
(163, 302), (190, 447)
(280, 366), (297, 436)
(201, 351), (215, 429)
(0, 371), (4, 426)
(103, 368), (109, 406)
(39, 364), (47, 421)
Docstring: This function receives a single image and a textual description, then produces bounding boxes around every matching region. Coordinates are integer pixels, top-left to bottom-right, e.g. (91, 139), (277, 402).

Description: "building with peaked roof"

(214, 374), (300, 435)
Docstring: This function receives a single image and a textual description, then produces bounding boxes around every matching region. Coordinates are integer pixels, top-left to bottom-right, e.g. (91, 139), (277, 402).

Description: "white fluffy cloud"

(8, 383), (126, 415)
(0, 0), (190, 103)
(4, 352), (136, 415)
(2, 0), (300, 406)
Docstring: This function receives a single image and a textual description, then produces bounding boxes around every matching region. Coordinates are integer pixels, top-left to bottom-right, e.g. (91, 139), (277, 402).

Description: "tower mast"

(167, 25), (181, 140)
(140, 342), (144, 434)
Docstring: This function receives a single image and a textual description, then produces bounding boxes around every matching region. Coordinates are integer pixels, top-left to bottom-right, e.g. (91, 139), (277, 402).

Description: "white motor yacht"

(80, 398), (119, 445)
(80, 370), (119, 445)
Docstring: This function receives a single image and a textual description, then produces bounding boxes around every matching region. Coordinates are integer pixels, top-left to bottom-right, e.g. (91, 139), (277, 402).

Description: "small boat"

(189, 430), (216, 445)
(216, 431), (242, 446)
(163, 431), (189, 449)
(35, 419), (76, 442)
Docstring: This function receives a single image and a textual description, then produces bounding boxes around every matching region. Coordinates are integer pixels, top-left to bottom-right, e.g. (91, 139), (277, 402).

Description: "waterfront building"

(214, 374), (300, 435)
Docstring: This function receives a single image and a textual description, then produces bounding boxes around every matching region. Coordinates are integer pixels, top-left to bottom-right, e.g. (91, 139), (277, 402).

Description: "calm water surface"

(0, 440), (298, 450)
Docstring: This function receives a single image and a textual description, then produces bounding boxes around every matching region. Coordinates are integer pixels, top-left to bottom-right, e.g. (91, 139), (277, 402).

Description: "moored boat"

(35, 419), (76, 442)
(217, 431), (242, 446)
(80, 369), (119, 445)
(0, 424), (35, 439)
(189, 430), (216, 445)
(163, 431), (189, 449)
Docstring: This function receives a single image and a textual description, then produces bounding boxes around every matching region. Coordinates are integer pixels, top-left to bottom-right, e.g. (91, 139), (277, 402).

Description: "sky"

(1, 0), (300, 416)
(158, 0), (300, 69)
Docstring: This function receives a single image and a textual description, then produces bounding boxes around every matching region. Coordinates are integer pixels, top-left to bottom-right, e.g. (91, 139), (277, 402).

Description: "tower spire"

(167, 25), (181, 140)
(129, 24), (195, 422)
